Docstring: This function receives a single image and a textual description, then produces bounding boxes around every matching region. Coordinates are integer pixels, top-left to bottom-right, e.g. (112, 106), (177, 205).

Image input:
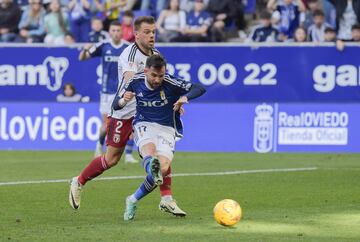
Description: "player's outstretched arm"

(173, 83), (206, 111)
(79, 43), (93, 61)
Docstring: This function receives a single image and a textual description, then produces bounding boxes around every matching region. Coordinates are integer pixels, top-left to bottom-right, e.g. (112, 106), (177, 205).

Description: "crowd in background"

(0, 0), (359, 44)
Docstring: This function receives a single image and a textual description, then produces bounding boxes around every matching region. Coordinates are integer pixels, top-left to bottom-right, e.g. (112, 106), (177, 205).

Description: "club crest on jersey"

(113, 134), (121, 143)
(160, 90), (166, 100)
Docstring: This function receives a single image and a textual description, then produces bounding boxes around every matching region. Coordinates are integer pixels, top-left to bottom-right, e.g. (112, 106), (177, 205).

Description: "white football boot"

(159, 199), (186, 217)
(69, 177), (82, 209)
(124, 196), (137, 221)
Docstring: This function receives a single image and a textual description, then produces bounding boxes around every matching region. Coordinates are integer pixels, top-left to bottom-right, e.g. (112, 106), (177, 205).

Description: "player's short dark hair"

(110, 21), (121, 27)
(123, 10), (134, 18)
(352, 24), (360, 31)
(146, 55), (167, 69)
(324, 27), (336, 33)
(313, 9), (324, 18)
(259, 10), (272, 20)
(134, 16), (155, 31)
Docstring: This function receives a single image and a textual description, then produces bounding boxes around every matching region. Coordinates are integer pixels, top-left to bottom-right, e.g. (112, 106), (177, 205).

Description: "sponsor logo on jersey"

(138, 99), (169, 107)
(104, 56), (118, 62)
(139, 61), (145, 69)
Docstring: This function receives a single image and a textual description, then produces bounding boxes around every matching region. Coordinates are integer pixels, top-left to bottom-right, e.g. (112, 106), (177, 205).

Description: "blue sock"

(141, 156), (153, 175)
(134, 174), (156, 200)
(125, 139), (134, 155)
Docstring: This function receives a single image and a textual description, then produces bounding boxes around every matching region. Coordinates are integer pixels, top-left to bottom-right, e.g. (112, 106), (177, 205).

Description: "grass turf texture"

(0, 152), (359, 242)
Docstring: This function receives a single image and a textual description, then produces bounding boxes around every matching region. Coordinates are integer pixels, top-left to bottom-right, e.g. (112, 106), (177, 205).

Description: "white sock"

(161, 195), (173, 202)
(127, 194), (138, 203)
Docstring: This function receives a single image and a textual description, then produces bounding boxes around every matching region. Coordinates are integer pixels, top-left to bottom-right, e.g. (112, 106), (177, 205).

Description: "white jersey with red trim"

(110, 42), (160, 119)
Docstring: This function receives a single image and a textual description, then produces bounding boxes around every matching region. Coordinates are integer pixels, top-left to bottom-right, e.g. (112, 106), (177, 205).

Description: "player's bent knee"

(139, 140), (157, 157)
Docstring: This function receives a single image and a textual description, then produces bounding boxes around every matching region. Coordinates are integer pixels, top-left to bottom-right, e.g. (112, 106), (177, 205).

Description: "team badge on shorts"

(160, 90), (166, 100)
(113, 134), (121, 143)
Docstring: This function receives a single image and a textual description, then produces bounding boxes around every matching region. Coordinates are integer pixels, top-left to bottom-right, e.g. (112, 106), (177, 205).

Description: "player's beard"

(148, 80), (160, 89)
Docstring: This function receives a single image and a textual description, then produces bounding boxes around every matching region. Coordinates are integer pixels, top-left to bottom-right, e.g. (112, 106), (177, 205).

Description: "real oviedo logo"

(253, 104), (274, 153)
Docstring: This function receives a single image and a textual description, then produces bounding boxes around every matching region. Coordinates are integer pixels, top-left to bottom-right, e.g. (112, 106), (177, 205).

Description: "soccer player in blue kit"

(113, 54), (206, 220)
(79, 20), (137, 163)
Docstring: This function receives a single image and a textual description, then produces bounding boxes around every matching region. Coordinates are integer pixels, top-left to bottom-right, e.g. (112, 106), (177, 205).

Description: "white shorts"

(134, 121), (176, 160)
(99, 93), (116, 115)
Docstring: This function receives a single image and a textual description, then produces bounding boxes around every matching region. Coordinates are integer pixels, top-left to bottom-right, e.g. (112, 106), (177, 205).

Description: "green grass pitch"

(0, 151), (359, 242)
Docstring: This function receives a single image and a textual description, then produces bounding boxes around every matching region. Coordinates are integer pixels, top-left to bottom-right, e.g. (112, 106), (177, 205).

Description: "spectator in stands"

(248, 10), (279, 42)
(207, 0), (246, 42)
(307, 9), (331, 42)
(68, 0), (92, 42)
(141, 0), (167, 13)
(322, 0), (336, 28)
(16, 0), (30, 11)
(17, 0), (46, 43)
(336, 24), (360, 50)
(156, 0), (186, 42)
(329, 0), (360, 41)
(303, 0), (322, 29)
(101, 0), (126, 30)
(57, 83), (84, 102)
(179, 0), (208, 13)
(350, 23), (360, 41)
(293, 26), (308, 41)
(89, 17), (109, 42)
(267, 0), (306, 41)
(0, 0), (21, 42)
(172, 0), (211, 42)
(44, 0), (70, 44)
(323, 26), (337, 41)
(123, 0), (137, 11)
(121, 10), (135, 42)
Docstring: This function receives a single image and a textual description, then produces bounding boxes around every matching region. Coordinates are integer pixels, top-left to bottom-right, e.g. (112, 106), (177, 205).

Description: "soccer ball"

(213, 199), (242, 226)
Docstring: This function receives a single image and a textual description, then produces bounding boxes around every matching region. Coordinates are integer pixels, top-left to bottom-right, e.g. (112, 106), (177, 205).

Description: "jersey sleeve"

(165, 75), (192, 96)
(118, 47), (138, 77)
(88, 41), (103, 57)
(124, 78), (134, 92)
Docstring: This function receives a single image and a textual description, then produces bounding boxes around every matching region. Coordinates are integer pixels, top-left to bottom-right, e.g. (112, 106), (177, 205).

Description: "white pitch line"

(0, 167), (317, 187)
